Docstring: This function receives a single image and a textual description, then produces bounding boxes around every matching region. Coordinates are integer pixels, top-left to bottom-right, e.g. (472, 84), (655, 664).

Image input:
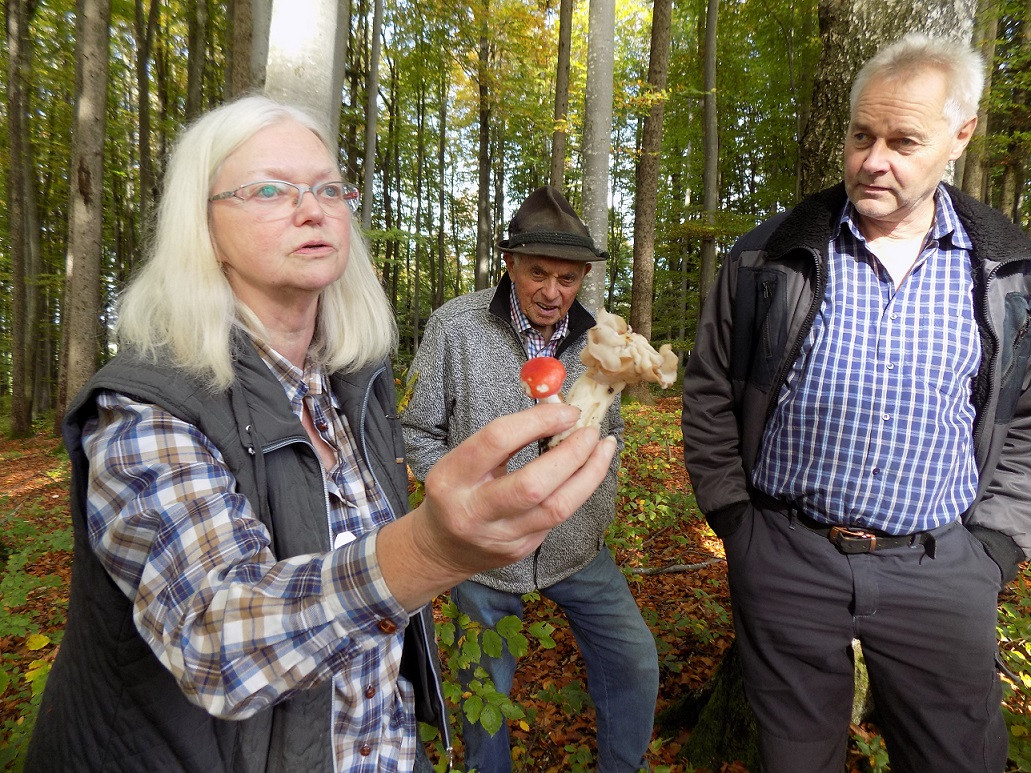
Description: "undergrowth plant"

(0, 488), (72, 769)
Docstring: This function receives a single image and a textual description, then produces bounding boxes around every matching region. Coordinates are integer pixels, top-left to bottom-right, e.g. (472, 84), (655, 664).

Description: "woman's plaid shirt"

(82, 341), (416, 771)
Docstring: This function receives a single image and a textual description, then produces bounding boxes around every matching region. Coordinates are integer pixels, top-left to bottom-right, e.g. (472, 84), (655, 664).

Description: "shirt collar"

(251, 338), (332, 407)
(838, 183), (972, 249)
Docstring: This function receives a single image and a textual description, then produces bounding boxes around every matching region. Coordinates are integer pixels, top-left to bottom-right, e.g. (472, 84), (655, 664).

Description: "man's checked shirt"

(754, 186), (981, 535)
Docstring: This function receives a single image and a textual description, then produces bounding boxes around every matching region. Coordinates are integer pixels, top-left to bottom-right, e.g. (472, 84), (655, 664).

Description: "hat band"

(505, 231), (604, 256)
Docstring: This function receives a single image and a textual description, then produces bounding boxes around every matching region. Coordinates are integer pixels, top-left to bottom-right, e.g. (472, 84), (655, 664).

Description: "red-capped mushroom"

(520, 357), (566, 403)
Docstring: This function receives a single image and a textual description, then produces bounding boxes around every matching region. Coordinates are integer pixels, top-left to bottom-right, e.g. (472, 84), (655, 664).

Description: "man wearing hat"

(402, 186), (659, 772)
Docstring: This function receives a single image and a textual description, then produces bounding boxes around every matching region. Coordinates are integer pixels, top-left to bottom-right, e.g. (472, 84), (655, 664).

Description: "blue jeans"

(451, 548), (658, 773)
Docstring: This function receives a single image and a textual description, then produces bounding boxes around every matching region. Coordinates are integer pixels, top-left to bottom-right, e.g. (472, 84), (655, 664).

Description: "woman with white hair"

(27, 95), (615, 772)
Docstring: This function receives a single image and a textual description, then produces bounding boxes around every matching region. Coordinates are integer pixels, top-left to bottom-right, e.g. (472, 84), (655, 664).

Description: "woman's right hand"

(377, 402), (617, 610)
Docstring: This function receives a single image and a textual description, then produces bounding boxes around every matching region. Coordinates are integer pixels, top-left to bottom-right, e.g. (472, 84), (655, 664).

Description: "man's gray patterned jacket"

(402, 272), (624, 593)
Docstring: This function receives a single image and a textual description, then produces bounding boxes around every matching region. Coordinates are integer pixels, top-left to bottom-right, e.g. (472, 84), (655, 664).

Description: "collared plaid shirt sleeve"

(83, 344), (416, 771)
(753, 186), (980, 535)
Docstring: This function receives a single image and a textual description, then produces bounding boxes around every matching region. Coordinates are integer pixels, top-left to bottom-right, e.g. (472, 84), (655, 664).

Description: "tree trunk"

(185, 0), (210, 121)
(799, 0), (977, 197)
(550, 0), (573, 189)
(626, 0), (673, 404)
(435, 64), (448, 310)
(1000, 155), (1018, 222)
(360, 0), (383, 230)
(6, 0), (33, 436)
(58, 0), (111, 426)
(228, 0), (270, 98)
(960, 0), (998, 202)
(662, 642), (760, 771)
(135, 0), (161, 228)
(580, 0), (616, 313)
(698, 0), (719, 315)
(413, 66), (427, 351)
(264, 0), (350, 139)
(492, 125), (505, 282)
(474, 0), (492, 291)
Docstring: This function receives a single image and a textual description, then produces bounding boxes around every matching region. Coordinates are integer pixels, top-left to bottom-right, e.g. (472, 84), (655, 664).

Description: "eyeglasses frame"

(208, 179), (360, 214)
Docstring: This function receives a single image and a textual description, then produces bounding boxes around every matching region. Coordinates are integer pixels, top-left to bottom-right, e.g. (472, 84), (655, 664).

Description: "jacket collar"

(764, 181), (1031, 270)
(942, 183), (1031, 268)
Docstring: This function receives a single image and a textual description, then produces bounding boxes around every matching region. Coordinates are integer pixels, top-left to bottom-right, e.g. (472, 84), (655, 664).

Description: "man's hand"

(377, 403), (617, 610)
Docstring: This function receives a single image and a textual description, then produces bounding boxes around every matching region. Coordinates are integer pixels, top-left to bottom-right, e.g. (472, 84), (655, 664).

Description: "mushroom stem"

(544, 308), (678, 449)
(547, 375), (624, 447)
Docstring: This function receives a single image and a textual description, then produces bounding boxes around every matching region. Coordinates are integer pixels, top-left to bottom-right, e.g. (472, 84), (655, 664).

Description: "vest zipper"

(357, 366), (454, 759)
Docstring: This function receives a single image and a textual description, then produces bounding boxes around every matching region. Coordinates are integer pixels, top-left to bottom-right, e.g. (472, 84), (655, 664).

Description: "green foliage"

(998, 591), (1031, 769)
(0, 492), (72, 768)
(434, 600), (530, 747)
(853, 732), (891, 773)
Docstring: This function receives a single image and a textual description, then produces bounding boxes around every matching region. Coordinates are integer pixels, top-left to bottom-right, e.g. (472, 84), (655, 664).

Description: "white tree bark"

(263, 0), (350, 142)
(580, 0), (616, 314)
(361, 0), (383, 229)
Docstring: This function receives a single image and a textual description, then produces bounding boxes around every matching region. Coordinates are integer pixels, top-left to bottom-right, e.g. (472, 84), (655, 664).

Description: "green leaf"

(437, 622), (455, 647)
(463, 695), (483, 724)
(478, 703), (503, 736)
(504, 631), (529, 659)
(418, 721), (439, 742)
(495, 615), (522, 638)
(481, 629), (503, 658)
(527, 621), (557, 648)
(459, 638), (481, 667)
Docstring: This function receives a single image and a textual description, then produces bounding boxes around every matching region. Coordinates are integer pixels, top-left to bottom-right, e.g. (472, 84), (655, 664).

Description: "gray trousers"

(725, 501), (1008, 773)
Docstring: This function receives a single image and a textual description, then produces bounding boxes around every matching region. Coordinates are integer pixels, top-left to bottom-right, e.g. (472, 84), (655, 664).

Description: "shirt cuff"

(321, 531), (410, 639)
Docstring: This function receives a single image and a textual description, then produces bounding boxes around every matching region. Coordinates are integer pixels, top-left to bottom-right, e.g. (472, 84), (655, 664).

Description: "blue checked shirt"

(753, 186), (981, 535)
(83, 340), (415, 772)
(509, 281), (569, 357)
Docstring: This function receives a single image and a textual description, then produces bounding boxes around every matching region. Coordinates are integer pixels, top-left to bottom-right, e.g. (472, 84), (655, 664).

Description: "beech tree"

(57, 0), (111, 421)
(626, 0), (673, 404)
(5, 0), (35, 436)
(580, 0), (616, 313)
(550, 0), (574, 189)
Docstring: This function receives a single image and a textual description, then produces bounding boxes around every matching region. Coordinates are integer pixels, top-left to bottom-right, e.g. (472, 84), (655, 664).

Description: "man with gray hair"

(683, 33), (1031, 772)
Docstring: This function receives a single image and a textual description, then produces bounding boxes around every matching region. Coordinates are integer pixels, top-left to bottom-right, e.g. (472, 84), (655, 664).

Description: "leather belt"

(803, 518), (935, 555)
(755, 491), (937, 555)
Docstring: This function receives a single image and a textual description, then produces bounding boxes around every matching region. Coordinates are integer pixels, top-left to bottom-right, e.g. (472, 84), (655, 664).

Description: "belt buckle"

(828, 526), (877, 554)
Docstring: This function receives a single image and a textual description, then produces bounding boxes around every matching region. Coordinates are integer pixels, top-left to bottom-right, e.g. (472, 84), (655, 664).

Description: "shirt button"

(360, 744), (372, 756)
(881, 413), (890, 421)
(872, 467), (881, 476)
(365, 685), (376, 699)
(377, 619), (398, 634)
(886, 363), (895, 370)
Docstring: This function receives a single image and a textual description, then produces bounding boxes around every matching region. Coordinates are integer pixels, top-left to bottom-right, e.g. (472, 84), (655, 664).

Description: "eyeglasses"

(208, 180), (360, 219)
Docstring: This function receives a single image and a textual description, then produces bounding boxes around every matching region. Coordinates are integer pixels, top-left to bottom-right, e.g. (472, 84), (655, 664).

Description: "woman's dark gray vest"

(26, 340), (446, 772)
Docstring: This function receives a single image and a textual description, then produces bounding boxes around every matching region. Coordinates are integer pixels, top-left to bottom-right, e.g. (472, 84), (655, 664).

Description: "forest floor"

(1, 398), (1029, 771)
